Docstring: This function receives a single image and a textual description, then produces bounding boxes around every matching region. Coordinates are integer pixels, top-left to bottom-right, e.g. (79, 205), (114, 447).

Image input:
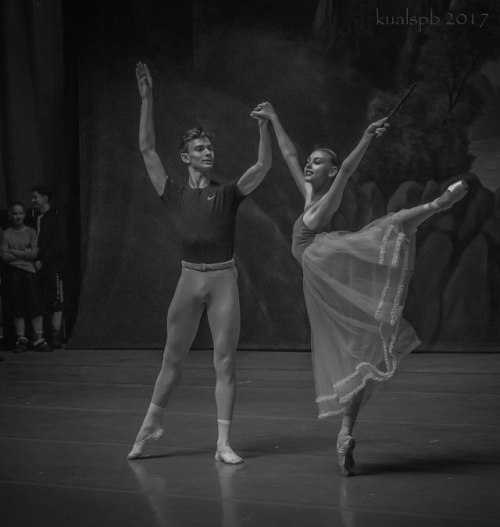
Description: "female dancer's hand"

(363, 117), (390, 140)
(250, 102), (277, 121)
(136, 62), (153, 99)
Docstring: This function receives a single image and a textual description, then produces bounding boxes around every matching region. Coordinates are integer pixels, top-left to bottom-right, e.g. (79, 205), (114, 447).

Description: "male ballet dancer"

(128, 63), (272, 463)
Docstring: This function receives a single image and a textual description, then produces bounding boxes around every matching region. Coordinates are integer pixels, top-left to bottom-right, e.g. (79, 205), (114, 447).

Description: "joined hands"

(250, 102), (276, 121)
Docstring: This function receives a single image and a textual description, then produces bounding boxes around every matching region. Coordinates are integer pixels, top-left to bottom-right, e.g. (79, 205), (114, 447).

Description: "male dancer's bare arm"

(304, 118), (389, 230)
(236, 118), (272, 196)
(136, 62), (168, 196)
(251, 102), (310, 201)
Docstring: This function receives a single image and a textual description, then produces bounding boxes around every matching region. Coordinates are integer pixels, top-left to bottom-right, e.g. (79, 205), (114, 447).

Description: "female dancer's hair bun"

(315, 147), (340, 167)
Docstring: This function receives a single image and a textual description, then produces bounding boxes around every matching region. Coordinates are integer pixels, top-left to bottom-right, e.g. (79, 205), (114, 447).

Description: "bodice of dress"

(291, 214), (318, 264)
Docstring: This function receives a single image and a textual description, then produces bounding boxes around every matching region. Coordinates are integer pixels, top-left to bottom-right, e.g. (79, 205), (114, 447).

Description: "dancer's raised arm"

(303, 118), (389, 231)
(136, 62), (168, 196)
(251, 102), (309, 200)
(236, 115), (272, 196)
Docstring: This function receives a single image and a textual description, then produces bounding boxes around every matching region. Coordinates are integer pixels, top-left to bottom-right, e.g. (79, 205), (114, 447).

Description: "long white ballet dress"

(292, 211), (421, 418)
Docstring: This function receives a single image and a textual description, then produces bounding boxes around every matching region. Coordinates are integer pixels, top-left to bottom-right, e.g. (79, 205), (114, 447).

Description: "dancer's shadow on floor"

(240, 434), (333, 459)
(133, 441), (327, 461)
(126, 448), (211, 460)
(360, 452), (497, 476)
(240, 437), (499, 479)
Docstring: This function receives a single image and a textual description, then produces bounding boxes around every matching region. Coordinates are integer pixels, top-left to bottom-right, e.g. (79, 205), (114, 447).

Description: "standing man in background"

(32, 185), (65, 349)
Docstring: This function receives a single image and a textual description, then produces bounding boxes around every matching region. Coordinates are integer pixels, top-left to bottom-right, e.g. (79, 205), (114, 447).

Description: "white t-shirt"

(1, 226), (38, 273)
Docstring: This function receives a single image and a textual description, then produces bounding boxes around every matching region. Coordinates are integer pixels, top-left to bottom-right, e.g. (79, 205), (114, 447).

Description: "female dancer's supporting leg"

(337, 390), (363, 476)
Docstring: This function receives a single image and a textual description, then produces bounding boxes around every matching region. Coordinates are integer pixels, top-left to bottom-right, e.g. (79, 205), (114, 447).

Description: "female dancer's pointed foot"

(337, 434), (356, 477)
(127, 427), (164, 460)
(428, 180), (468, 211)
(215, 445), (244, 465)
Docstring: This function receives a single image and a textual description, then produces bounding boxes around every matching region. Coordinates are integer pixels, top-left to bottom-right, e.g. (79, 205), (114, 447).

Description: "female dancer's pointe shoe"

(337, 435), (356, 477)
(127, 428), (164, 460)
(214, 447), (244, 465)
(429, 180), (468, 211)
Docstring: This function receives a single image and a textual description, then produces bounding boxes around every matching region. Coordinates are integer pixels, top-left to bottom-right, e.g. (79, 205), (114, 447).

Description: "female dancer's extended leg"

(395, 180), (468, 236)
(335, 180), (468, 476)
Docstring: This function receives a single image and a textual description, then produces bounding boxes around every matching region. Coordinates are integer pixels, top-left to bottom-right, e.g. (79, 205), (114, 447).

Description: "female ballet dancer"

(251, 102), (468, 476)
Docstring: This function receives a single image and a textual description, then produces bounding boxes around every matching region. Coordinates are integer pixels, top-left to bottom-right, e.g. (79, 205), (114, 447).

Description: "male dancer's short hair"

(178, 127), (215, 153)
(32, 184), (53, 201)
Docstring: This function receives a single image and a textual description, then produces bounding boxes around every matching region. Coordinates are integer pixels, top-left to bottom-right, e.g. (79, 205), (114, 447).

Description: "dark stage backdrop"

(2, 0), (500, 350)
(70, 0), (315, 349)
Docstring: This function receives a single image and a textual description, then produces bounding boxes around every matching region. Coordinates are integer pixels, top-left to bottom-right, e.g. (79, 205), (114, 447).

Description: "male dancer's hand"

(136, 62), (153, 99)
(250, 102), (277, 121)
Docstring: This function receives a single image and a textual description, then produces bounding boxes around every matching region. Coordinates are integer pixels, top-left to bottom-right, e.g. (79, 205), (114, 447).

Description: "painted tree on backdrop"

(310, 0), (500, 348)
(360, 0), (500, 192)
(311, 0), (500, 191)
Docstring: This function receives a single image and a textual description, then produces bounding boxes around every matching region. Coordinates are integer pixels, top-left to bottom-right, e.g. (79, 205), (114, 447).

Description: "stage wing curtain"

(0, 0), (80, 334)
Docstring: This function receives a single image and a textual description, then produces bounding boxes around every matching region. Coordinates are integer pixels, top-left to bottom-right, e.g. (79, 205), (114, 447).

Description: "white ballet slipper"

(127, 428), (164, 460)
(426, 180), (468, 211)
(336, 434), (356, 477)
(215, 447), (244, 465)
(444, 180), (469, 204)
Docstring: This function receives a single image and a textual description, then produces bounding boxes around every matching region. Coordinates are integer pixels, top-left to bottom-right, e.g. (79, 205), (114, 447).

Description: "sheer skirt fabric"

(301, 213), (421, 418)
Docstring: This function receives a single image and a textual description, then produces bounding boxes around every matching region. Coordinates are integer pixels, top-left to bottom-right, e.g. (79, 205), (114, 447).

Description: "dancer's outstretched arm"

(136, 62), (168, 196)
(237, 116), (272, 196)
(251, 102), (310, 200)
(303, 118), (388, 231)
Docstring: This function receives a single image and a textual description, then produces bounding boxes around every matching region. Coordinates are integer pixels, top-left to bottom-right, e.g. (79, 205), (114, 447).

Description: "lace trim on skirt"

(313, 222), (412, 418)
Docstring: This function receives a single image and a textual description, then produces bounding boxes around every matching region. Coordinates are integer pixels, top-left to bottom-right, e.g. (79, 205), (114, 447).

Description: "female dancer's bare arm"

(304, 118), (389, 231)
(251, 102), (311, 201)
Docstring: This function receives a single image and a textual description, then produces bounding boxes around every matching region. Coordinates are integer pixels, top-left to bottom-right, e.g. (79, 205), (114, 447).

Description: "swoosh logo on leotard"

(207, 195), (215, 200)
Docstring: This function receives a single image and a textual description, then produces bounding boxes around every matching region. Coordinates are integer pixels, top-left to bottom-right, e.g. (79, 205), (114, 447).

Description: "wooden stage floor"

(1, 349), (499, 526)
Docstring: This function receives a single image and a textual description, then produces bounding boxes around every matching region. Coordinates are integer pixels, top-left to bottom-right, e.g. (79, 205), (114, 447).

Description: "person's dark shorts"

(39, 268), (64, 313)
(4, 266), (43, 318)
